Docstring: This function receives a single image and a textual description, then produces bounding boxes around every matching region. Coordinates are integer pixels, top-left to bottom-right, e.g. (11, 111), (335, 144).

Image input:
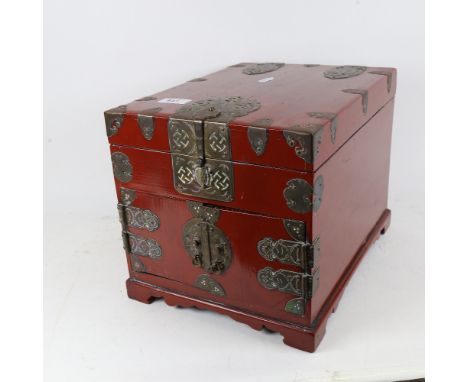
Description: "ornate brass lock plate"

(168, 97), (261, 203)
(182, 202), (232, 274)
(171, 154), (234, 202)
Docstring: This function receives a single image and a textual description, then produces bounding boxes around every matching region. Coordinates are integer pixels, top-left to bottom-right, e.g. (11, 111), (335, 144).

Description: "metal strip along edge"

(137, 107), (162, 141)
(342, 89), (369, 114)
(283, 124), (323, 164)
(104, 105), (127, 137)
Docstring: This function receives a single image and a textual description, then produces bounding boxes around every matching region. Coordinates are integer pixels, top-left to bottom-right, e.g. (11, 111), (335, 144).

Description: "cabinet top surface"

(110, 63), (395, 129)
(105, 63), (396, 172)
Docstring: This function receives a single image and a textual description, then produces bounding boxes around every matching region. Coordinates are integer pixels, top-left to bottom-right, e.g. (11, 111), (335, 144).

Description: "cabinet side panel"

(310, 99), (395, 320)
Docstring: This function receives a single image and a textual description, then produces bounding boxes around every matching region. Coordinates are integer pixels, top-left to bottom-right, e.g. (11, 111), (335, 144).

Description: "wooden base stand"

(126, 209), (391, 352)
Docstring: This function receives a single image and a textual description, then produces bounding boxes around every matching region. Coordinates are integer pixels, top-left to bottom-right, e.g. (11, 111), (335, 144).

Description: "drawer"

(110, 144), (320, 225)
(117, 189), (320, 326)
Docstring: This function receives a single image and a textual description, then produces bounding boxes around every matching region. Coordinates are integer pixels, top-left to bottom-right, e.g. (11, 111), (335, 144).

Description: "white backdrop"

(44, 1), (424, 381)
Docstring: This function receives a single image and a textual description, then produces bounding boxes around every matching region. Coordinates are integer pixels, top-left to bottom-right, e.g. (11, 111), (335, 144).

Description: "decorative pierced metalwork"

(169, 99), (249, 202)
(137, 107), (161, 141)
(258, 238), (311, 268)
(342, 89), (368, 114)
(369, 70), (393, 93)
(257, 267), (307, 297)
(183, 219), (231, 273)
(126, 233), (162, 259)
(308, 112), (338, 144)
(120, 188), (136, 206)
(119, 205), (160, 232)
(104, 105), (126, 137)
(283, 130), (312, 163)
(324, 65), (367, 79)
(168, 119), (231, 160)
(204, 122), (231, 160)
(283, 219), (305, 241)
(194, 275), (225, 297)
(257, 267), (320, 298)
(187, 201), (220, 224)
(247, 119), (272, 156)
(111, 152), (133, 183)
(283, 125), (323, 164)
(130, 254), (146, 273)
(283, 176), (324, 213)
(171, 154), (234, 202)
(242, 63), (284, 75)
(183, 203), (232, 274)
(168, 119), (203, 157)
(283, 178), (313, 214)
(285, 297), (305, 315)
(173, 96), (261, 123)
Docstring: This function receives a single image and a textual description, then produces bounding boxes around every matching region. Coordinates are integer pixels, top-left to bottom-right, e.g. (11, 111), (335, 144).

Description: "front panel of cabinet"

(110, 144), (316, 224)
(118, 188), (317, 325)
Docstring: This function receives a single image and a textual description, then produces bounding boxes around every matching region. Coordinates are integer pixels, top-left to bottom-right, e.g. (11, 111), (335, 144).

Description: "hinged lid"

(105, 63), (396, 173)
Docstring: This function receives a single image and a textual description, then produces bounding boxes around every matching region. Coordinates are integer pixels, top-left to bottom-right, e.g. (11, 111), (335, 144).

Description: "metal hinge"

(256, 218), (320, 316)
(257, 267), (320, 299)
(257, 218), (320, 271)
(257, 267), (320, 316)
(118, 204), (163, 268)
(257, 236), (320, 271)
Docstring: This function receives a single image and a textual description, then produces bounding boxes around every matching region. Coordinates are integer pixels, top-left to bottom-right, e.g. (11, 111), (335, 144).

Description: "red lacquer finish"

(110, 145), (313, 221)
(105, 63), (396, 352)
(107, 64), (396, 172)
(126, 209), (391, 352)
(119, 190), (311, 325)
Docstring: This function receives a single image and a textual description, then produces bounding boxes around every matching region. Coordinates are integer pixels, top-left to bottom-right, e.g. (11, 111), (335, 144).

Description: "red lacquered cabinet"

(104, 63), (396, 352)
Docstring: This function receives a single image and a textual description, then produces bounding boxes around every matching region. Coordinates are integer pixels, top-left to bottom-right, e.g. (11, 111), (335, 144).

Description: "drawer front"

(110, 144), (319, 225)
(117, 189), (319, 325)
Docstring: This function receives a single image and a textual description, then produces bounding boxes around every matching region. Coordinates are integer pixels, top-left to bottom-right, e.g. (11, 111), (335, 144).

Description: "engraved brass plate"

(194, 274), (225, 297)
(283, 219), (305, 242)
(183, 202), (232, 274)
(173, 96), (261, 123)
(111, 152), (133, 183)
(168, 119), (204, 158)
(242, 63), (284, 75)
(204, 121), (231, 160)
(247, 125), (269, 156)
(324, 65), (367, 79)
(171, 154), (234, 202)
(168, 97), (261, 202)
(285, 297), (305, 315)
(137, 107), (161, 141)
(283, 126), (323, 164)
(257, 267), (319, 299)
(257, 267), (309, 297)
(104, 105), (126, 137)
(258, 238), (309, 268)
(120, 188), (136, 206)
(283, 176), (324, 213)
(119, 205), (160, 232)
(130, 254), (146, 273)
(127, 232), (162, 259)
(283, 178), (313, 213)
